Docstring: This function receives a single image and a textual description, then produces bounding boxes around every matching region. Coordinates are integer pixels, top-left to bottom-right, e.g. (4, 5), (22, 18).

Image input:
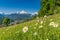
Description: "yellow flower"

(22, 26), (28, 33)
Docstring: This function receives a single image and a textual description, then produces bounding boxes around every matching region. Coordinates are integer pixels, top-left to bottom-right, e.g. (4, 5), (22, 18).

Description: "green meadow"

(0, 14), (60, 40)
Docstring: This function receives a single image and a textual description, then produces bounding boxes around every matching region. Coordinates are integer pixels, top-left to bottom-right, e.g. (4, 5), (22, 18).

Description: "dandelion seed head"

(22, 26), (28, 33)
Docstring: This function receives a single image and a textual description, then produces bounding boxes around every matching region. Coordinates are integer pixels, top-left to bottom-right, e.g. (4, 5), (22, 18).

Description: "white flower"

(49, 22), (55, 26)
(44, 15), (47, 18)
(22, 26), (28, 33)
(34, 32), (37, 36)
(40, 21), (43, 24)
(49, 22), (58, 27)
(39, 25), (43, 28)
(46, 39), (49, 40)
(53, 23), (58, 27)
(55, 24), (58, 27)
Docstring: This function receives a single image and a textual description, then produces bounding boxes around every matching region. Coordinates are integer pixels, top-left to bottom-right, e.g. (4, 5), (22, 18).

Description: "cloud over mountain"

(31, 12), (38, 15)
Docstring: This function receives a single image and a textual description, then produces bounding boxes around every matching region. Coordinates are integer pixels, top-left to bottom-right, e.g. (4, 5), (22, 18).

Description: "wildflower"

(22, 26), (28, 33)
(49, 22), (58, 27)
(44, 15), (47, 18)
(46, 39), (49, 40)
(34, 32), (37, 36)
(40, 21), (43, 24)
(53, 23), (58, 27)
(49, 22), (55, 26)
(39, 25), (43, 28)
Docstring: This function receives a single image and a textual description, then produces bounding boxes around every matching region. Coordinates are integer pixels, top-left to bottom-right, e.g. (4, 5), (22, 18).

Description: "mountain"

(0, 12), (32, 24)
(0, 14), (5, 24)
(5, 13), (32, 21)
(0, 14), (4, 17)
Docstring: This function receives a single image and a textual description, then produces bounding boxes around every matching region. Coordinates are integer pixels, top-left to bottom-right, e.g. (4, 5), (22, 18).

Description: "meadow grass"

(0, 14), (60, 40)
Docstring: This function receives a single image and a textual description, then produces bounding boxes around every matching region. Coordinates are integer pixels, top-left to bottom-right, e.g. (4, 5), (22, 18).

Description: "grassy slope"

(0, 14), (60, 40)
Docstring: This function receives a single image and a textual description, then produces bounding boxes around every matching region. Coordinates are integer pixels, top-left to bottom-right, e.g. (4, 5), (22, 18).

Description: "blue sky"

(0, 0), (40, 14)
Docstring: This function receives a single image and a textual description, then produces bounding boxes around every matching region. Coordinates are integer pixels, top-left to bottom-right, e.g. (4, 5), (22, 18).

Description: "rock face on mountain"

(38, 0), (60, 17)
(5, 13), (32, 21)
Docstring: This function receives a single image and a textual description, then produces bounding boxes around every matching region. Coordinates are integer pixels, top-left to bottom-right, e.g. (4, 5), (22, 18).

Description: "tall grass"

(0, 14), (60, 40)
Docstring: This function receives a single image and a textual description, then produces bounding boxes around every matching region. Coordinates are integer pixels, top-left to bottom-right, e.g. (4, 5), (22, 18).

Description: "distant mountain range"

(5, 13), (32, 20)
(0, 12), (32, 22)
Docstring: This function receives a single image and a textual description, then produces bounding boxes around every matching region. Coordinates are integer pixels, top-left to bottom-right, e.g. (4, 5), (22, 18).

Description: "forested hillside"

(38, 0), (60, 17)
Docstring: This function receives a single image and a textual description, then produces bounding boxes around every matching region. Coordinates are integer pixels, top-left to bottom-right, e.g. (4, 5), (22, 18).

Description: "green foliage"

(32, 14), (38, 19)
(38, 0), (60, 17)
(3, 18), (10, 26)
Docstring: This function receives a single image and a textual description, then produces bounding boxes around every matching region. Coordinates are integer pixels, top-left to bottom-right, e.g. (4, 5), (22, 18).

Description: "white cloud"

(34, 12), (38, 14)
(0, 12), (4, 14)
(31, 12), (38, 15)
(19, 10), (27, 14)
